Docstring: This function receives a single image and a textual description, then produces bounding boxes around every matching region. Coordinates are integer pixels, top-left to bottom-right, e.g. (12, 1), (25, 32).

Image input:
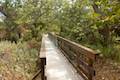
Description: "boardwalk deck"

(44, 34), (84, 80)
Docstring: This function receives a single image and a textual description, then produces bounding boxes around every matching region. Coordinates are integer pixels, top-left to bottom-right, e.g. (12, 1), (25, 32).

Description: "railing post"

(41, 58), (46, 80)
(48, 33), (98, 80)
(57, 35), (98, 80)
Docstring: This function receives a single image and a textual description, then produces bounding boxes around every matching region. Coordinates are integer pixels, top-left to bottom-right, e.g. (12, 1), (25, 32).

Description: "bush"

(0, 41), (39, 80)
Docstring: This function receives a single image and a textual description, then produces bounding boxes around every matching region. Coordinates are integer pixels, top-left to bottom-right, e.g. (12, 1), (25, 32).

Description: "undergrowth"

(0, 41), (39, 80)
(83, 42), (120, 62)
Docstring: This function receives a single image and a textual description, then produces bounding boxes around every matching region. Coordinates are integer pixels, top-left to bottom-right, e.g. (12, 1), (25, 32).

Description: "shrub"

(0, 41), (38, 80)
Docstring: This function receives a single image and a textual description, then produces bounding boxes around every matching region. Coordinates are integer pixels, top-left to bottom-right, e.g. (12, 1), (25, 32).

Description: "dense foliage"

(0, 41), (38, 80)
(51, 0), (120, 61)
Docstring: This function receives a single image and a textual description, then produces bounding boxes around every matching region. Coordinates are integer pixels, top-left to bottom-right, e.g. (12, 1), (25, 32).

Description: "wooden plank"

(48, 33), (98, 80)
(40, 35), (46, 58)
(40, 35), (46, 80)
(57, 36), (98, 60)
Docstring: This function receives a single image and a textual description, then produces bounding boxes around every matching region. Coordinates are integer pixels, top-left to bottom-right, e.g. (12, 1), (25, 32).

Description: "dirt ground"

(94, 57), (120, 80)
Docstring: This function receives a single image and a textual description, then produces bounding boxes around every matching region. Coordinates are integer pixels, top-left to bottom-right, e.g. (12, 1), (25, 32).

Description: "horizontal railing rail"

(48, 33), (98, 80)
(39, 35), (46, 80)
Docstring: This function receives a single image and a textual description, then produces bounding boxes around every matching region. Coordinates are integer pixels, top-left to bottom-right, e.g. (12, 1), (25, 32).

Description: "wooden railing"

(48, 33), (98, 80)
(40, 35), (46, 80)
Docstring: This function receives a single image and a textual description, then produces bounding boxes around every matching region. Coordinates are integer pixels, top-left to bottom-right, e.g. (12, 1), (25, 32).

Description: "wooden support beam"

(48, 33), (99, 80)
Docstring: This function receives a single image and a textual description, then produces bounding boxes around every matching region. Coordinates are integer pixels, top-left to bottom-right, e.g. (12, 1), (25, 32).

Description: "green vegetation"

(48, 0), (120, 61)
(0, 41), (38, 80)
(57, 0), (120, 61)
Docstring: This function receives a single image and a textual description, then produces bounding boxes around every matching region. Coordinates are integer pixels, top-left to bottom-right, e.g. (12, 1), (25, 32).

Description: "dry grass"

(0, 41), (39, 80)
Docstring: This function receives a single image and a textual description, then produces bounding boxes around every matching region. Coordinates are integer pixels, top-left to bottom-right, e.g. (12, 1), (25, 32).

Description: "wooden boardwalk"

(44, 34), (84, 80)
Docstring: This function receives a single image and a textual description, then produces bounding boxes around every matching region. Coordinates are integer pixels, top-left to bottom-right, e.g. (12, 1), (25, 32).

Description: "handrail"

(48, 33), (98, 80)
(39, 35), (46, 80)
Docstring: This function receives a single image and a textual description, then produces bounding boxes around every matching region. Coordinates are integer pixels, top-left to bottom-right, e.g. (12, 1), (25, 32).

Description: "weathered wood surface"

(44, 34), (84, 80)
(40, 35), (46, 80)
(40, 35), (46, 58)
(48, 33), (98, 80)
